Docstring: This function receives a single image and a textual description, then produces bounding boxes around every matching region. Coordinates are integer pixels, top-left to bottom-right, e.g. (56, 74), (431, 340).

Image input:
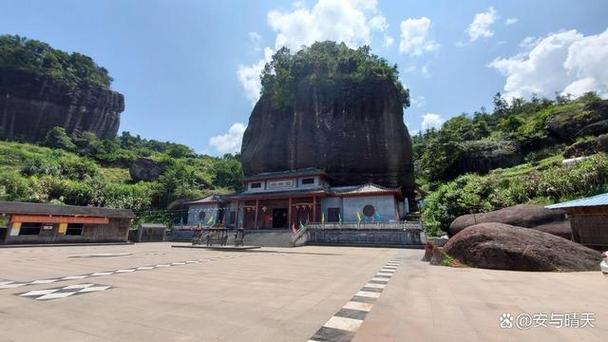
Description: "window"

(19, 222), (42, 235)
(327, 208), (340, 222)
(363, 205), (376, 217)
(66, 223), (84, 236)
(301, 178), (315, 185)
(250, 182), (262, 189)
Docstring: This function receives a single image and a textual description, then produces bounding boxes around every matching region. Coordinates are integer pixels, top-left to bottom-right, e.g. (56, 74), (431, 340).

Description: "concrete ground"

(0, 243), (605, 341)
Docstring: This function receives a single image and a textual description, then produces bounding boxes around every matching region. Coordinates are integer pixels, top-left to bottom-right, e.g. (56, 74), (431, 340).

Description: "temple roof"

(330, 183), (402, 196)
(243, 167), (328, 182)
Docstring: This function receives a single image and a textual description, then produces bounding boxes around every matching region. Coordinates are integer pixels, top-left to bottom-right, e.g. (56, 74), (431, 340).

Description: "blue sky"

(1, 0), (607, 155)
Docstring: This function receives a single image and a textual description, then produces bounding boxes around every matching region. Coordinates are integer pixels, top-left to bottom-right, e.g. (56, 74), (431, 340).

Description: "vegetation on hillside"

(415, 91), (608, 236)
(413, 92), (603, 188)
(0, 129), (242, 225)
(422, 153), (608, 236)
(0, 34), (112, 88)
(260, 41), (409, 108)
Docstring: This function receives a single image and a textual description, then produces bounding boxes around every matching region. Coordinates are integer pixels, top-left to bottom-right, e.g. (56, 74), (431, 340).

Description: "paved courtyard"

(0, 243), (606, 341)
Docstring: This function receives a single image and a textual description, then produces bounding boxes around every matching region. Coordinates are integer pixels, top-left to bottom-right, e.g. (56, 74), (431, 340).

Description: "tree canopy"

(260, 41), (409, 107)
(0, 34), (113, 89)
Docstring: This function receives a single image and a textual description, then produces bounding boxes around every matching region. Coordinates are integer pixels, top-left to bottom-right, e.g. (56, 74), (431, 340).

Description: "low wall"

(306, 228), (423, 247)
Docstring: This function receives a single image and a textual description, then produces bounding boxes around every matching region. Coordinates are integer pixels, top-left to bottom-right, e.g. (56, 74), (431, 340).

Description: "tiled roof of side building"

(0, 201), (135, 219)
(546, 192), (608, 209)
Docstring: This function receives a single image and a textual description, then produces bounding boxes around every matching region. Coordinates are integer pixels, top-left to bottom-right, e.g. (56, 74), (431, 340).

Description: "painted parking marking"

(18, 283), (111, 301)
(309, 257), (400, 342)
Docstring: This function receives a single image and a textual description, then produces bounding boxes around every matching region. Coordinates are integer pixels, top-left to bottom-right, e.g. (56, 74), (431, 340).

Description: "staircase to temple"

(228, 230), (297, 248)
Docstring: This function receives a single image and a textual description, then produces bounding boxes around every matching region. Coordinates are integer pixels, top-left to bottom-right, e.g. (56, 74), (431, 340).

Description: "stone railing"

(305, 221), (421, 230)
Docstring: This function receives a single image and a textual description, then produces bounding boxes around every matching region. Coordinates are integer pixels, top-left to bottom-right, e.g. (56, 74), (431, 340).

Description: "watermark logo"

(500, 312), (595, 330)
(499, 313), (514, 329)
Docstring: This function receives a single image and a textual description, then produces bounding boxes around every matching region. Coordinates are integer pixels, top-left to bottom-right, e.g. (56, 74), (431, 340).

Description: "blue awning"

(545, 192), (608, 209)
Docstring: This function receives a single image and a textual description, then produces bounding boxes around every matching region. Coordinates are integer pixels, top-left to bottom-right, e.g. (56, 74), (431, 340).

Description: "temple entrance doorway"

(272, 208), (288, 228)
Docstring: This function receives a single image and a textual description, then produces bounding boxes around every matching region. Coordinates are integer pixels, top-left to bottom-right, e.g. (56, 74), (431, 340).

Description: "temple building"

(185, 168), (409, 230)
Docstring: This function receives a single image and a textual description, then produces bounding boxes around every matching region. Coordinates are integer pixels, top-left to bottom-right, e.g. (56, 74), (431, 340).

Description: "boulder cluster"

(426, 204), (602, 272)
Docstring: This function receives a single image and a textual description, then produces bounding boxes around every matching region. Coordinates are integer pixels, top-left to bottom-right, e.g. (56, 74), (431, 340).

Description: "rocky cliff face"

(0, 68), (124, 142)
(241, 79), (415, 195)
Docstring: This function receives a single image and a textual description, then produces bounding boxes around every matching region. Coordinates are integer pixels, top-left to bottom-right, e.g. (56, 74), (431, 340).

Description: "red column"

(235, 200), (239, 228)
(254, 199), (259, 229)
(288, 197), (292, 229)
(312, 196), (317, 223)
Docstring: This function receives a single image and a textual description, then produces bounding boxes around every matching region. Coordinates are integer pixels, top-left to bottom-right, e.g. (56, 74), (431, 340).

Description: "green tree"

(43, 127), (76, 151)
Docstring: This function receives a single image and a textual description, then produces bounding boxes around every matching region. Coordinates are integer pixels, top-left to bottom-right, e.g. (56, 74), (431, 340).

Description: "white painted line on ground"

(61, 275), (88, 280)
(343, 301), (374, 312)
(376, 272), (393, 277)
(20, 289), (57, 297)
(323, 316), (364, 332)
(370, 277), (390, 283)
(363, 283), (386, 289)
(79, 286), (111, 293)
(355, 290), (381, 298)
(30, 279), (58, 284)
(37, 292), (73, 300)
(63, 284), (94, 290)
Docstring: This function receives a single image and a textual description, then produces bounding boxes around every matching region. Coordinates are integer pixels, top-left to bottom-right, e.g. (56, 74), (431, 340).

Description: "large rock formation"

(0, 68), (124, 142)
(444, 223), (601, 272)
(448, 204), (571, 239)
(241, 79), (415, 195)
(445, 140), (523, 179)
(129, 158), (167, 182)
(545, 99), (608, 142)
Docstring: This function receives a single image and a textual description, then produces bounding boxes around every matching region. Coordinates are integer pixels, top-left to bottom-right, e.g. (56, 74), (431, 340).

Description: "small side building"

(0, 201), (134, 244)
(546, 193), (608, 249)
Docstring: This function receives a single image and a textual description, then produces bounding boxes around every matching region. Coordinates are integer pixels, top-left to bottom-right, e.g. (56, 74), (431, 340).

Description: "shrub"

(422, 154), (608, 235)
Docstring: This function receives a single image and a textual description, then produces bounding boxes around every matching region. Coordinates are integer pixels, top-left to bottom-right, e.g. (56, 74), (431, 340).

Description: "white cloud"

(411, 95), (426, 108)
(467, 7), (498, 41)
(421, 113), (445, 131)
(209, 123), (247, 154)
(238, 0), (388, 105)
(505, 17), (518, 26)
(369, 15), (388, 31)
(267, 0), (386, 51)
(383, 34), (394, 48)
(489, 29), (608, 100)
(237, 47), (273, 106)
(399, 17), (439, 56)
